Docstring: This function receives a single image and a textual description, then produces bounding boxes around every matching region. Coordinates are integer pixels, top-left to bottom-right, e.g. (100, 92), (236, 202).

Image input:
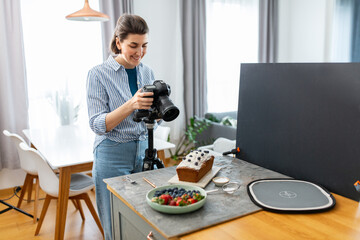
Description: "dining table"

(23, 124), (175, 240)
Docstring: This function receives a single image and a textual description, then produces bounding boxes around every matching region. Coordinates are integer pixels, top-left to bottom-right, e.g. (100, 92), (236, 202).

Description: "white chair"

(18, 142), (104, 237)
(198, 137), (236, 156)
(154, 125), (171, 141)
(3, 130), (40, 223)
(154, 125), (171, 164)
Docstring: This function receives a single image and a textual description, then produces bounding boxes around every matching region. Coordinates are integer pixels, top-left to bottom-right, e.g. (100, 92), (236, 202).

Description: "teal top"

(125, 67), (138, 96)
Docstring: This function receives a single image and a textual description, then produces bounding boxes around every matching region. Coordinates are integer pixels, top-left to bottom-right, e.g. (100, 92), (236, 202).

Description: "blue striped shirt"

(86, 56), (155, 150)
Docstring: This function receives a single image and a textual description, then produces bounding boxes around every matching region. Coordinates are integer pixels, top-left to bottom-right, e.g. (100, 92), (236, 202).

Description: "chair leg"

(71, 199), (78, 210)
(17, 173), (31, 208)
(33, 177), (40, 223)
(81, 193), (104, 237)
(35, 195), (52, 236)
(27, 175), (34, 203)
(75, 199), (85, 221)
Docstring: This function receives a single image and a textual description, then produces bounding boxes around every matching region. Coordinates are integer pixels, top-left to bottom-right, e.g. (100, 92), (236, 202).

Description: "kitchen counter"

(105, 156), (287, 239)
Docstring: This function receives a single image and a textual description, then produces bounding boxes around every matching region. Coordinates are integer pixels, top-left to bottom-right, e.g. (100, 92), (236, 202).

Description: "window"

(20, 0), (103, 129)
(206, 0), (259, 112)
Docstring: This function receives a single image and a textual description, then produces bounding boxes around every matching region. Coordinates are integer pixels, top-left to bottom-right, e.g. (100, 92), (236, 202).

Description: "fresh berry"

(187, 198), (197, 204)
(158, 194), (172, 205)
(169, 200), (176, 206)
(176, 198), (187, 206)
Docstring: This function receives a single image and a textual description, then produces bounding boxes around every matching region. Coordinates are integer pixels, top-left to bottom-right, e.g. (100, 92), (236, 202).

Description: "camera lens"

(157, 97), (180, 121)
(162, 106), (180, 121)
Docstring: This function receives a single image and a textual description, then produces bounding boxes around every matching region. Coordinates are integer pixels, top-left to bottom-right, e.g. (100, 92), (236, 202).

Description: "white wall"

(134, 0), (185, 147)
(277, 0), (335, 62)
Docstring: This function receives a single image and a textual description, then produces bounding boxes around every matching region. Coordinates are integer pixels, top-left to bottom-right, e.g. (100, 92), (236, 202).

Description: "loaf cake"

(176, 150), (214, 182)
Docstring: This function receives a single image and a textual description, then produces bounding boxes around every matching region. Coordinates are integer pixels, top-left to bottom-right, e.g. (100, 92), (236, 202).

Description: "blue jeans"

(93, 139), (146, 240)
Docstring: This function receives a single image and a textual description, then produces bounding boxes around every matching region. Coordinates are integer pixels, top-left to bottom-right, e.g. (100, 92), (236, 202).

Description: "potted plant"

(167, 116), (212, 164)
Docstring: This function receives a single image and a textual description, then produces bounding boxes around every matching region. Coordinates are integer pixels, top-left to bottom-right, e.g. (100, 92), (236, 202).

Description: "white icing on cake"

(177, 150), (212, 170)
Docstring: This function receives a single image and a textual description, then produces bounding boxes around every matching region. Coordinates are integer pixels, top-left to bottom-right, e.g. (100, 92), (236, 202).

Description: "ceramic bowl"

(146, 184), (207, 214)
(212, 176), (230, 187)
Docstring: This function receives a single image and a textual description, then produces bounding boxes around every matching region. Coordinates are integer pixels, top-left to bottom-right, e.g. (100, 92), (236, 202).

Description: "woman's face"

(116, 33), (148, 69)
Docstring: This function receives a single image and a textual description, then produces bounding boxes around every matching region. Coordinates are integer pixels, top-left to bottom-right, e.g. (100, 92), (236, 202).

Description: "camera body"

(133, 80), (179, 123)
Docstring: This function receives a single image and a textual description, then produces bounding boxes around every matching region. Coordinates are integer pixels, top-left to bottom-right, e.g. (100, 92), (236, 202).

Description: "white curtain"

(331, 0), (353, 61)
(206, 0), (259, 113)
(0, 0), (29, 170)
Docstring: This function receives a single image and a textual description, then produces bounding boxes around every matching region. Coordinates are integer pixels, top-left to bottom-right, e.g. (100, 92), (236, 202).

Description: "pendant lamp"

(66, 0), (109, 22)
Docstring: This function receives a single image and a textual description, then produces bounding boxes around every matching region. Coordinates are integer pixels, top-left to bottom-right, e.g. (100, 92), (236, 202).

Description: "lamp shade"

(66, 0), (109, 22)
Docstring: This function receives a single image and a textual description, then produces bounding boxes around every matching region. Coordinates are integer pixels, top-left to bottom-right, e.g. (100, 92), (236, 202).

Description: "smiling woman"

(20, 0), (103, 129)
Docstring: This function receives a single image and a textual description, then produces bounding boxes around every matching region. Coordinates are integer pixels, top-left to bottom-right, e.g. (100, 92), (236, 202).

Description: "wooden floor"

(0, 187), (103, 240)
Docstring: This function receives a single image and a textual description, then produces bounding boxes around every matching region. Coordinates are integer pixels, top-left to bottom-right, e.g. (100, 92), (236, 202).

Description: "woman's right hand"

(104, 89), (154, 132)
(130, 89), (154, 110)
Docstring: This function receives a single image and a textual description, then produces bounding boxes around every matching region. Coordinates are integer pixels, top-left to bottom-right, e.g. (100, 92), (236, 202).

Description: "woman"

(86, 14), (155, 240)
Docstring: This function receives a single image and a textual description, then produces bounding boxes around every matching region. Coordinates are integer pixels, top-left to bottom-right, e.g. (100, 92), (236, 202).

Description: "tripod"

(0, 197), (36, 219)
(142, 121), (165, 171)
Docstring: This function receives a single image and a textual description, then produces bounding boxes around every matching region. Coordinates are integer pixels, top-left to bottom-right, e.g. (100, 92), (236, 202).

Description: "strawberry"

(193, 193), (204, 201)
(176, 198), (187, 206)
(159, 194), (172, 205)
(151, 197), (159, 203)
(181, 193), (189, 200)
(169, 200), (176, 206)
(187, 198), (197, 204)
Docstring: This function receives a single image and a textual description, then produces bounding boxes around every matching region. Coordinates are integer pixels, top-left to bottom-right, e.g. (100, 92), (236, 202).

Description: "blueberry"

(201, 153), (204, 156)
(195, 162), (198, 166)
(204, 150), (209, 153)
(197, 157), (201, 160)
(188, 159), (191, 162)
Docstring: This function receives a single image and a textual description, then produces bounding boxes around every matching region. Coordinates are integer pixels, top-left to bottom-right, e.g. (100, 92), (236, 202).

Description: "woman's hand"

(104, 89), (154, 132)
(130, 89), (154, 110)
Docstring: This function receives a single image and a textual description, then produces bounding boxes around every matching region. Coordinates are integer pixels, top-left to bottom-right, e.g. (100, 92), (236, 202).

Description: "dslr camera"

(133, 80), (180, 123)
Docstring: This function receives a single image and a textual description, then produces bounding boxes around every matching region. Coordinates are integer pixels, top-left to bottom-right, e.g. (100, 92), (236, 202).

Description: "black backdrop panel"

(236, 63), (360, 201)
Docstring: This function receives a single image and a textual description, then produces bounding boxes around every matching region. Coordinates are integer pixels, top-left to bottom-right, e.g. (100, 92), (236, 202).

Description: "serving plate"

(146, 184), (207, 214)
(168, 166), (221, 188)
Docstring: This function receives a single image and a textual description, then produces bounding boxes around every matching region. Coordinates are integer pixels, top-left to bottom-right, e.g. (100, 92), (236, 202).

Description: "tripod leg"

(0, 199), (34, 218)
